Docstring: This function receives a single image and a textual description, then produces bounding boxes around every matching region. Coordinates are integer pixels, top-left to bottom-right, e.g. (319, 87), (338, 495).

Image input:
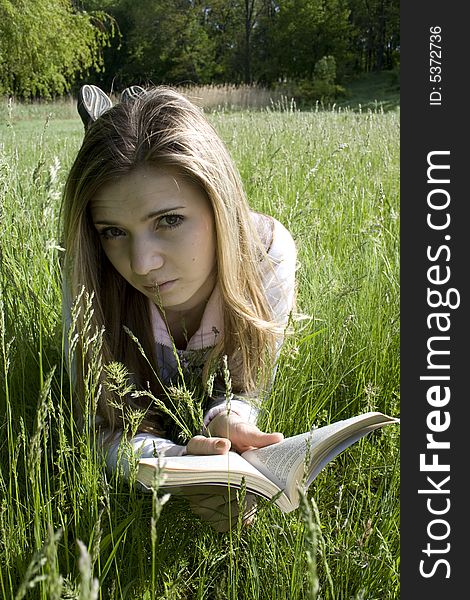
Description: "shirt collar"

(148, 284), (224, 350)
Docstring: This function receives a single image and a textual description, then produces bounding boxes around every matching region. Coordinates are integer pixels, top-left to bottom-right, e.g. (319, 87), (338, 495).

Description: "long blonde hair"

(62, 86), (281, 434)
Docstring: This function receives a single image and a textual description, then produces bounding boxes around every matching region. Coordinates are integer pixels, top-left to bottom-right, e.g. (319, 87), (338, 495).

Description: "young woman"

(62, 85), (297, 530)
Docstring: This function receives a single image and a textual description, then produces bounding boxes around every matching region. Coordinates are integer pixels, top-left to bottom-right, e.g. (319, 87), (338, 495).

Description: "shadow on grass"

(337, 69), (400, 112)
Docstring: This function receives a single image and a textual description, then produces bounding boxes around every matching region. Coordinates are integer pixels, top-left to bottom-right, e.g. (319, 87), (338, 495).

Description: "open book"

(137, 411), (399, 513)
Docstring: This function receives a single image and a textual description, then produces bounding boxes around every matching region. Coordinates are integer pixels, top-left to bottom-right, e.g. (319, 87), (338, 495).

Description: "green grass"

(0, 100), (400, 599)
(338, 70), (400, 112)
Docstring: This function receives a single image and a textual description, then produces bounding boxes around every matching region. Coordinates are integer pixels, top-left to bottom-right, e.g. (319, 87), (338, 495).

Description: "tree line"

(0, 0), (399, 100)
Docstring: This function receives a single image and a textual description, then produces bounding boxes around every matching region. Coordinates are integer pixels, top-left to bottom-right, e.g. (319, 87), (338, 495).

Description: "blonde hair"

(62, 86), (281, 434)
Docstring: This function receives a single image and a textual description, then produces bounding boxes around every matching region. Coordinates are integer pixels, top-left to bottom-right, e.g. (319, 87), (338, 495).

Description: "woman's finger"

(186, 435), (231, 455)
(230, 422), (284, 451)
(208, 414), (284, 451)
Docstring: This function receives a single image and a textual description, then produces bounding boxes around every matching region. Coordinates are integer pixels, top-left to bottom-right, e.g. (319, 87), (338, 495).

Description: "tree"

(203, 0), (277, 84)
(124, 0), (216, 85)
(23, 0), (399, 96)
(81, 0), (218, 90)
(266, 0), (351, 82)
(240, 0), (264, 83)
(0, 0), (114, 98)
(347, 0), (400, 72)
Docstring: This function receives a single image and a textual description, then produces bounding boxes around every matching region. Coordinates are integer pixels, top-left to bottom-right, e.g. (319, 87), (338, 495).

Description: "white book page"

(242, 412), (399, 497)
(138, 451), (287, 504)
(141, 451), (259, 475)
(242, 432), (311, 492)
(138, 451), (276, 489)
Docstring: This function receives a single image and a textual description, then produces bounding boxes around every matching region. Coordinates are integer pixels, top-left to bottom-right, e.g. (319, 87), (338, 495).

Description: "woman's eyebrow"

(142, 206), (185, 222)
(92, 206), (185, 226)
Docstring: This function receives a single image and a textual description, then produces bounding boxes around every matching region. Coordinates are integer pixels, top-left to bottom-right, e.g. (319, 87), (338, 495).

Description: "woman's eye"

(99, 227), (125, 240)
(160, 214), (183, 228)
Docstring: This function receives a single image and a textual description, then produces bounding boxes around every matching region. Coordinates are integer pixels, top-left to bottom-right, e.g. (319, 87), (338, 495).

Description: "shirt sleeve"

(103, 429), (187, 478)
(203, 215), (297, 427)
(203, 397), (260, 427)
(261, 216), (297, 334)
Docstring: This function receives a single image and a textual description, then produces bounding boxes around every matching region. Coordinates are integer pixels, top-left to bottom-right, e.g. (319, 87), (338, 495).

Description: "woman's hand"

(206, 411), (284, 453)
(177, 439), (256, 532)
(180, 417), (282, 531)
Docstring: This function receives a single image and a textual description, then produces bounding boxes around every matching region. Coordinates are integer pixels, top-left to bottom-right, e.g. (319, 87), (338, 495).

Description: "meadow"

(0, 96), (400, 599)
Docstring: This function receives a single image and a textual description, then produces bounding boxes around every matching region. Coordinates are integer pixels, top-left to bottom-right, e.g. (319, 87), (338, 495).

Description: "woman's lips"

(143, 280), (177, 294)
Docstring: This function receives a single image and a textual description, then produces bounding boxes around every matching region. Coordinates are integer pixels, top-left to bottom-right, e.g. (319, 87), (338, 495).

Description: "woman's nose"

(130, 238), (164, 275)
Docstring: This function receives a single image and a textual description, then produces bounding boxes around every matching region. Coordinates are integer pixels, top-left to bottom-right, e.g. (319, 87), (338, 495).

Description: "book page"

(242, 432), (311, 491)
(138, 451), (277, 491)
(141, 451), (260, 477)
(138, 451), (294, 511)
(242, 412), (399, 504)
(301, 412), (399, 485)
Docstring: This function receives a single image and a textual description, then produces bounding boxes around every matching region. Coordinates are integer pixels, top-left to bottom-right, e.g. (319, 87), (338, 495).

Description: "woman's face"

(90, 166), (217, 314)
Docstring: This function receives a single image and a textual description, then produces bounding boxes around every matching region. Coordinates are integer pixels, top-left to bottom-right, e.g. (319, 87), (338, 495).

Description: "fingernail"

(215, 440), (226, 450)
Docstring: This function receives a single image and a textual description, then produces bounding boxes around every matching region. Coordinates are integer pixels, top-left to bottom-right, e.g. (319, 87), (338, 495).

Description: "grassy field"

(0, 98), (400, 599)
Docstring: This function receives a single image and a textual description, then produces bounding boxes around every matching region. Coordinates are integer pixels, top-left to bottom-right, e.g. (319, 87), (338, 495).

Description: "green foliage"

(81, 0), (219, 89)
(293, 56), (347, 106)
(0, 0), (116, 98)
(314, 55), (337, 84)
(347, 0), (400, 72)
(119, 0), (215, 84)
(77, 0), (399, 98)
(0, 0), (400, 99)
(268, 0), (352, 81)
